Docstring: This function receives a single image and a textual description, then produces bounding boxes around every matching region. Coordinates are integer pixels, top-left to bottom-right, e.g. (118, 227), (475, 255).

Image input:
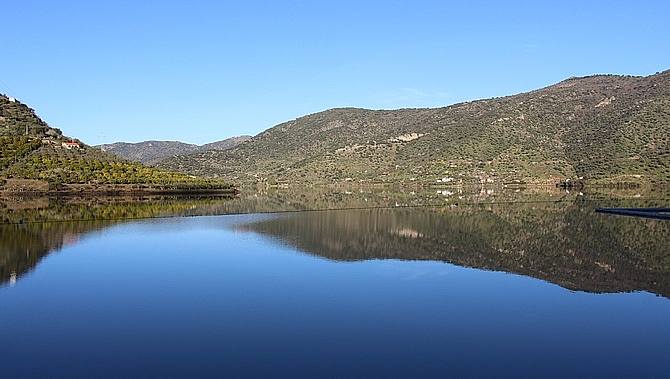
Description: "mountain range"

(157, 70), (670, 185)
(4, 69), (669, 188)
(97, 136), (251, 164)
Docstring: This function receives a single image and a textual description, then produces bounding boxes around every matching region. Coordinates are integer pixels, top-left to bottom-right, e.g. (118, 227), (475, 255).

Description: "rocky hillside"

(98, 136), (251, 164)
(158, 70), (670, 185)
(0, 94), (231, 192)
(0, 94), (62, 138)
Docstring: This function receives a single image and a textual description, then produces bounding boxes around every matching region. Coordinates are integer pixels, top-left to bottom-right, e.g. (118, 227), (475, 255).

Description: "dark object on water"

(596, 208), (670, 220)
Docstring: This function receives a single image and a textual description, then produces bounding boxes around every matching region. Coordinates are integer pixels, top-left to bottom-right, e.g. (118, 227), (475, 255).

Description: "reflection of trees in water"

(0, 195), (235, 224)
(0, 221), (114, 286)
(237, 203), (670, 297)
(1, 189), (668, 293)
(0, 196), (234, 285)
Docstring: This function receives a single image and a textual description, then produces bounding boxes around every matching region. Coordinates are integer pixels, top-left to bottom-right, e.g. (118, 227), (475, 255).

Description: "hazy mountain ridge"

(98, 136), (251, 164)
(158, 70), (670, 185)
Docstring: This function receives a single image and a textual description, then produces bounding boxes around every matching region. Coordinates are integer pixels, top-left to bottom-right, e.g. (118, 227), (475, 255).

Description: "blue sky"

(2, 1), (669, 145)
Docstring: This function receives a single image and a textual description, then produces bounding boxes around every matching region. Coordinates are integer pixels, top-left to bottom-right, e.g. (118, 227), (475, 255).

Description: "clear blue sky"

(2, 1), (668, 145)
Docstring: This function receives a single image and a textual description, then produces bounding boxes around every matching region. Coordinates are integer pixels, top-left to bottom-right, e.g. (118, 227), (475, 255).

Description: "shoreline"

(0, 185), (238, 197)
(2, 179), (667, 198)
(0, 189), (238, 197)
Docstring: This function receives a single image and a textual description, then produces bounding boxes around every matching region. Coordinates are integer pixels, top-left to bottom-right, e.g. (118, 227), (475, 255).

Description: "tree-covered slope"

(158, 70), (670, 185)
(0, 94), (231, 192)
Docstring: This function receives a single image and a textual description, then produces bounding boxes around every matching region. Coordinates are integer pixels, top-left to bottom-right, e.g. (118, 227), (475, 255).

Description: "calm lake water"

(1, 187), (669, 378)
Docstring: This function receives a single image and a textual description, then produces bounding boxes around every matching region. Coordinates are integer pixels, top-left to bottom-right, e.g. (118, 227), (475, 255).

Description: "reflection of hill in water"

(0, 196), (233, 285)
(237, 203), (670, 297)
(2, 188), (669, 294)
(0, 221), (114, 286)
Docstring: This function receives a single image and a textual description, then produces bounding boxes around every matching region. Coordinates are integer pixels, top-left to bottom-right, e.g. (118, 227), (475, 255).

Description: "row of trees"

(0, 136), (42, 170)
(8, 154), (231, 189)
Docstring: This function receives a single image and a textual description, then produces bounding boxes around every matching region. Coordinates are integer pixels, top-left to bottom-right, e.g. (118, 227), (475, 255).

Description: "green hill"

(0, 94), (232, 193)
(158, 70), (670, 185)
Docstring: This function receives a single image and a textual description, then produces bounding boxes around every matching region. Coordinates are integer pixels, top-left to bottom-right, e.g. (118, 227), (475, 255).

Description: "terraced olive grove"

(0, 95), (232, 192)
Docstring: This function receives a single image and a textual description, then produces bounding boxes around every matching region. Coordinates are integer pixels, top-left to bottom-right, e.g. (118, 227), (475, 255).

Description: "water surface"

(1, 188), (669, 378)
